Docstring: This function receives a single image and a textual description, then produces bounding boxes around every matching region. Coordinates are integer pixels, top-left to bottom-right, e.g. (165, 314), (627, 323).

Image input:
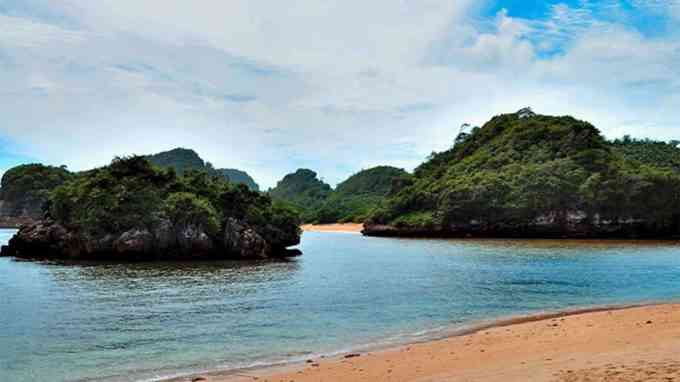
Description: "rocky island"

(0, 156), (301, 260)
(363, 109), (680, 239)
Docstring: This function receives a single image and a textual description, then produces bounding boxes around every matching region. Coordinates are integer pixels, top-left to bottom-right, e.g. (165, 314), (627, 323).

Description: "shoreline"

(301, 223), (364, 233)
(169, 301), (680, 382)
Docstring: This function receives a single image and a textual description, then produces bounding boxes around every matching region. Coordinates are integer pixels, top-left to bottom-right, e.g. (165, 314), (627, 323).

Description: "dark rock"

(224, 218), (270, 259)
(2, 218), (301, 261)
(176, 225), (214, 256)
(114, 229), (154, 254)
(344, 353), (361, 359)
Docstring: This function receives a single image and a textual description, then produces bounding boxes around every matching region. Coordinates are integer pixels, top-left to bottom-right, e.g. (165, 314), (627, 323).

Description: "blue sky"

(0, 0), (679, 187)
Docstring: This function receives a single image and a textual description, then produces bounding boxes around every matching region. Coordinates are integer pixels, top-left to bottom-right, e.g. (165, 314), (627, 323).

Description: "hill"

(268, 169), (332, 222)
(146, 148), (260, 190)
(364, 109), (680, 238)
(0, 164), (72, 226)
(314, 166), (410, 223)
(610, 137), (680, 172)
(1, 156), (300, 260)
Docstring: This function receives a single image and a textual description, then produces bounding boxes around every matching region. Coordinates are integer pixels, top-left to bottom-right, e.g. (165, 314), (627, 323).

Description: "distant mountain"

(269, 167), (410, 224)
(364, 109), (680, 238)
(314, 166), (410, 223)
(217, 169), (260, 192)
(0, 164), (72, 226)
(269, 169), (332, 222)
(145, 148), (205, 175)
(146, 148), (260, 191)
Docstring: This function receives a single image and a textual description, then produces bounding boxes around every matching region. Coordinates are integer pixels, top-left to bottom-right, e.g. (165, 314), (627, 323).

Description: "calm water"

(1, 229), (680, 382)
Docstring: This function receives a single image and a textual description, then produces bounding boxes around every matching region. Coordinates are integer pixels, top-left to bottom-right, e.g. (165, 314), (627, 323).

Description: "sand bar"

(179, 303), (680, 382)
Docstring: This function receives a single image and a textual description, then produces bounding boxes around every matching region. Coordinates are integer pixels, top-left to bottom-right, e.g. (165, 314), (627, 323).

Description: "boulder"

(224, 218), (270, 259)
(176, 225), (215, 256)
(114, 229), (154, 254)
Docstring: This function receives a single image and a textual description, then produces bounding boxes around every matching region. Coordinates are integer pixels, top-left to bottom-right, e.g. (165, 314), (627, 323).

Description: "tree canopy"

(368, 110), (680, 237)
(49, 156), (299, 243)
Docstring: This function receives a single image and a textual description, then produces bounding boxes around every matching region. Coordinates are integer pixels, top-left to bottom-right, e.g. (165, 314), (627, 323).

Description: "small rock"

(344, 353), (361, 359)
(192, 377), (207, 382)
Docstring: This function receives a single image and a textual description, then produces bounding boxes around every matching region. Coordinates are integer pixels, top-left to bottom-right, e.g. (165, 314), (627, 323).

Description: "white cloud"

(0, 1), (678, 187)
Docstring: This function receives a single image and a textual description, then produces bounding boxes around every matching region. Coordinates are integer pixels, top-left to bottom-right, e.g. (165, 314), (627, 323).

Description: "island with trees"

(363, 109), (680, 238)
(0, 156), (300, 260)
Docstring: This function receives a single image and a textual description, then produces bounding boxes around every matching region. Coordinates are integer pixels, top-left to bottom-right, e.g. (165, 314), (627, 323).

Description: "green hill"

(269, 169), (332, 222)
(610, 137), (680, 172)
(218, 169), (260, 191)
(2, 156), (300, 260)
(314, 166), (410, 223)
(0, 164), (73, 223)
(146, 148), (260, 190)
(365, 109), (680, 238)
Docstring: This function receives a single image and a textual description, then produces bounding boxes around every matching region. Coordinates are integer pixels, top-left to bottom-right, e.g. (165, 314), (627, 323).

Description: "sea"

(1, 229), (680, 381)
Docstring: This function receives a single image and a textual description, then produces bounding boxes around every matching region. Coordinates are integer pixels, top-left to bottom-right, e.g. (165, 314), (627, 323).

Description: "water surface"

(1, 229), (679, 381)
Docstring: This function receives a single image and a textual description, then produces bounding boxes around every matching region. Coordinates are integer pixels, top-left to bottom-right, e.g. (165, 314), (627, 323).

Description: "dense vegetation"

(48, 156), (299, 244)
(611, 137), (680, 172)
(367, 110), (680, 238)
(314, 166), (410, 223)
(269, 169), (332, 222)
(0, 164), (72, 220)
(146, 148), (260, 190)
(269, 167), (410, 223)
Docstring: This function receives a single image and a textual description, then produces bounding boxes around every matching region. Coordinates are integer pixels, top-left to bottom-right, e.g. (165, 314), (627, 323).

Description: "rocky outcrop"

(1, 218), (301, 261)
(362, 213), (680, 239)
(224, 218), (270, 259)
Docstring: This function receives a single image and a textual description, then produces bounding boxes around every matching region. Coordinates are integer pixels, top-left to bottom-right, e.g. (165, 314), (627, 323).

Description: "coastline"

(173, 302), (680, 382)
(301, 223), (364, 233)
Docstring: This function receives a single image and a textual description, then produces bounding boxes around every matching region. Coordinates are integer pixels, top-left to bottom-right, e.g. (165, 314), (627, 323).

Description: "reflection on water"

(1, 230), (680, 382)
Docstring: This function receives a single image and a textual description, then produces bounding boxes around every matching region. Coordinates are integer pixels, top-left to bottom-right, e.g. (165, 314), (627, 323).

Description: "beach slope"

(199, 304), (680, 382)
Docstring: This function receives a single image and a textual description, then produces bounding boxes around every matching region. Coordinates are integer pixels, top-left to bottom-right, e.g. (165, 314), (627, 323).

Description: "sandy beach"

(182, 304), (680, 382)
(301, 223), (364, 233)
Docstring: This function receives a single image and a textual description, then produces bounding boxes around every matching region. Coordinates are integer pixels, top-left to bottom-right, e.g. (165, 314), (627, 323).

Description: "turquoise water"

(1, 229), (680, 382)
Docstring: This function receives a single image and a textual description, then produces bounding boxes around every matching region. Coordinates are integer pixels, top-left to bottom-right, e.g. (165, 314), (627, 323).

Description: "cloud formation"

(0, 0), (678, 187)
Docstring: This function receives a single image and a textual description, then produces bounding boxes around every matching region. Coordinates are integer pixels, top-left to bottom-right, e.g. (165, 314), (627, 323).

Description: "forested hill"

(0, 164), (72, 225)
(269, 167), (410, 223)
(314, 166), (410, 223)
(269, 169), (332, 222)
(610, 137), (680, 172)
(146, 148), (260, 191)
(364, 109), (680, 238)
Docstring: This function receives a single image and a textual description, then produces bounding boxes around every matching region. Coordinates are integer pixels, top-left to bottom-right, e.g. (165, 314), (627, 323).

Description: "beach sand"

(301, 223), (364, 233)
(183, 304), (680, 382)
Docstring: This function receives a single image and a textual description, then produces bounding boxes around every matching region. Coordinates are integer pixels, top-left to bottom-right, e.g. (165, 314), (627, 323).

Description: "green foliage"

(270, 167), (410, 224)
(164, 192), (220, 235)
(269, 169), (332, 222)
(218, 169), (260, 191)
(49, 156), (300, 240)
(371, 110), (680, 234)
(611, 137), (680, 172)
(146, 148), (260, 190)
(0, 164), (73, 218)
(314, 166), (410, 223)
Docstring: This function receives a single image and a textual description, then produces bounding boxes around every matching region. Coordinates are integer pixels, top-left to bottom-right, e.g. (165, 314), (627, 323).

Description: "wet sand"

(182, 304), (680, 382)
(301, 223), (363, 233)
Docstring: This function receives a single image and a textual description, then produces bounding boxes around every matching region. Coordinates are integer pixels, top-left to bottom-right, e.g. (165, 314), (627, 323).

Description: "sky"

(0, 0), (679, 188)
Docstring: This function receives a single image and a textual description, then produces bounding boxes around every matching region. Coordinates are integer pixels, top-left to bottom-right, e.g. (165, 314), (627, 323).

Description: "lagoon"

(1, 229), (680, 381)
